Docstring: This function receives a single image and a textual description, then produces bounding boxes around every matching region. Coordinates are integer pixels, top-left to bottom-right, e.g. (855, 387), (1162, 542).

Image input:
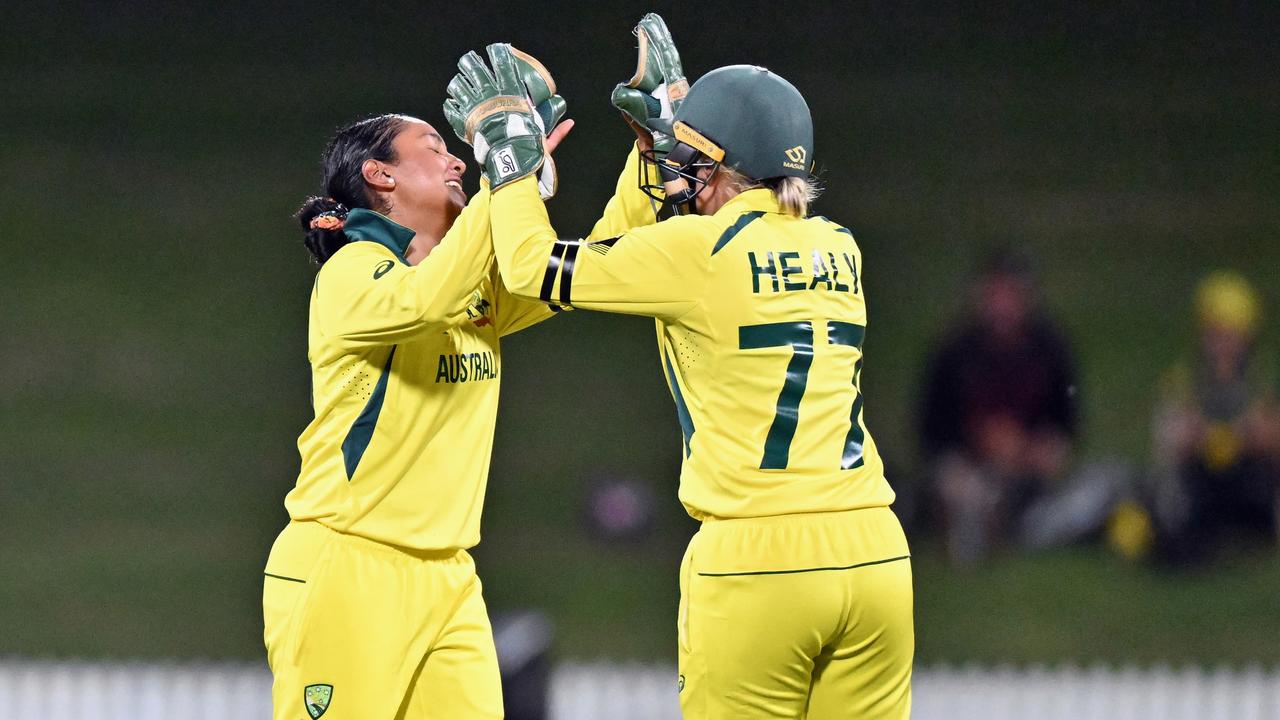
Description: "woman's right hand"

(610, 13), (687, 157)
(545, 118), (575, 156)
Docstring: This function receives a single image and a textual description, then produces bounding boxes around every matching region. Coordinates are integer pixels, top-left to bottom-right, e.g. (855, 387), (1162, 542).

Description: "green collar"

(343, 209), (415, 264)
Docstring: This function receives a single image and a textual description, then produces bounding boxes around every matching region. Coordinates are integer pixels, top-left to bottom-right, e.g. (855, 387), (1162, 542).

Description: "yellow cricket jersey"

(491, 178), (896, 521)
(286, 148), (658, 550)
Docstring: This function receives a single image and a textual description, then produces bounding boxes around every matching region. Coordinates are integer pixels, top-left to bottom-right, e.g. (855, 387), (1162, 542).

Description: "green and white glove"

(507, 46), (567, 142)
(507, 45), (565, 197)
(610, 13), (688, 156)
(444, 44), (563, 198)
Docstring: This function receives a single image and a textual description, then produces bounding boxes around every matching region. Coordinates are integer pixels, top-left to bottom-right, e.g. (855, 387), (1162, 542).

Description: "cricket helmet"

(667, 64), (813, 179)
(644, 65), (814, 212)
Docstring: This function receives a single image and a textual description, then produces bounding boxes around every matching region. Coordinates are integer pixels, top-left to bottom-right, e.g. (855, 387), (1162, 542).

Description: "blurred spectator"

(1147, 271), (1280, 564)
(920, 249), (1080, 565)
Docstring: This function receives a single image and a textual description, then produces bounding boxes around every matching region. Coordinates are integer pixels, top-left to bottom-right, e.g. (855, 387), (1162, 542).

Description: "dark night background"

(2, 1), (1278, 663)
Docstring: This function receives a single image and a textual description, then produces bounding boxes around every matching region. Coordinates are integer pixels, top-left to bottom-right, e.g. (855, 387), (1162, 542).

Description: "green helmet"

(668, 65), (814, 180)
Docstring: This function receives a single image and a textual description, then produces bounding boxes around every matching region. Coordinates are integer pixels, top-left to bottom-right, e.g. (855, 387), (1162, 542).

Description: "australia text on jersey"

(434, 352), (498, 384)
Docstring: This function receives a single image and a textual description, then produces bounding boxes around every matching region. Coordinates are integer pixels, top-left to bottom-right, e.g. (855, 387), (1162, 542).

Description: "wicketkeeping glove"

(610, 13), (688, 156)
(444, 44), (563, 198)
(508, 46), (567, 142)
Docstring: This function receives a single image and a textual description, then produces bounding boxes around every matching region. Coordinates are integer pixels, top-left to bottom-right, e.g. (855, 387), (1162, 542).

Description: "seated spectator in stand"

(1149, 271), (1280, 564)
(920, 250), (1079, 564)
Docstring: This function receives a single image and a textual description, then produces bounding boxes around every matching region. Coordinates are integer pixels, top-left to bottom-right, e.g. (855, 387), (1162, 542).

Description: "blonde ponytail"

(715, 166), (821, 218)
(770, 176), (820, 218)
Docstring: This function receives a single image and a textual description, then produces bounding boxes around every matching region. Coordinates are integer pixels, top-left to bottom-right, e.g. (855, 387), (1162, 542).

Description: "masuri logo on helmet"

(672, 122), (727, 162)
(783, 145), (808, 169)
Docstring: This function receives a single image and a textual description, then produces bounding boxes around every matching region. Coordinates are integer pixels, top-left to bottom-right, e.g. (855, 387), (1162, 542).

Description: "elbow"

(418, 292), (477, 327)
(494, 239), (561, 302)
(418, 308), (458, 328)
(497, 262), (544, 301)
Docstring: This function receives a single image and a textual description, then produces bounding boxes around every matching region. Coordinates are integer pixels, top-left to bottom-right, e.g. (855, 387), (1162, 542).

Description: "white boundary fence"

(2, 659), (1279, 719)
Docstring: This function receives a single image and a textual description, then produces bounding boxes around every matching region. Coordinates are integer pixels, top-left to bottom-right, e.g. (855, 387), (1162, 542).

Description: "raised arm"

(314, 193), (493, 348)
(443, 36), (707, 320)
(490, 175), (708, 320)
(492, 143), (666, 335)
(586, 144), (665, 241)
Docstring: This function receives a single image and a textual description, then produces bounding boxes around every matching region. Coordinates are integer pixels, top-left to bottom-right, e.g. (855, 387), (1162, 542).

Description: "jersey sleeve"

(584, 144), (662, 241)
(314, 189), (494, 348)
(493, 275), (557, 337)
(491, 175), (710, 321)
(491, 145), (667, 334)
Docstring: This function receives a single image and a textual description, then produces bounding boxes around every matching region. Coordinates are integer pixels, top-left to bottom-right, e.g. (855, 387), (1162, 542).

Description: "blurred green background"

(2, 2), (1278, 663)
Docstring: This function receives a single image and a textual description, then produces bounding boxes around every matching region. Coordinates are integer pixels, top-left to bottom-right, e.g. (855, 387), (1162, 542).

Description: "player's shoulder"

(807, 214), (856, 236)
(805, 214), (862, 250)
(318, 240), (404, 283)
(629, 212), (721, 247)
(669, 212), (723, 234)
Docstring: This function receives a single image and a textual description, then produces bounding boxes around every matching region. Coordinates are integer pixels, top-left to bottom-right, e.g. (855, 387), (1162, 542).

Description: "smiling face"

(383, 118), (468, 225)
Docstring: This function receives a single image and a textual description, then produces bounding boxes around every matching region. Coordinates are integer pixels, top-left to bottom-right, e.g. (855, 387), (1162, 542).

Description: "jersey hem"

(696, 554), (910, 577)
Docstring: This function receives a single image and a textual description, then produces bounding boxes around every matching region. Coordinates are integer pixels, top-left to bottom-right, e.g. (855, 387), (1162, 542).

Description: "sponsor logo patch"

(493, 147), (519, 179)
(673, 122), (726, 162)
(465, 290), (492, 327)
(373, 259), (395, 279)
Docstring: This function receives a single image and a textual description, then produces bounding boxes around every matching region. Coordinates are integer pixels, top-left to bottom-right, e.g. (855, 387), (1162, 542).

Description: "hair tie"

(310, 212), (345, 231)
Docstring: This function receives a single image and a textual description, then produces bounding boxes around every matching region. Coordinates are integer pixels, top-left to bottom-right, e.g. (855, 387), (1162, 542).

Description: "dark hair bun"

(297, 196), (351, 265)
(296, 114), (407, 266)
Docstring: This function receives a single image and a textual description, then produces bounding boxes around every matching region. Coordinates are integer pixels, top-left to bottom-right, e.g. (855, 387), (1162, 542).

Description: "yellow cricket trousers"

(263, 520), (502, 720)
(678, 506), (913, 719)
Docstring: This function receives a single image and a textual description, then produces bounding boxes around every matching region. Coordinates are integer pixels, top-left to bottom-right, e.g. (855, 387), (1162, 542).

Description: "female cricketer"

(454, 48), (915, 718)
(262, 54), (662, 718)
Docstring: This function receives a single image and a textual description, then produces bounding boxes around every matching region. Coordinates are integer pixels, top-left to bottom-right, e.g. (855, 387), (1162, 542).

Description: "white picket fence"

(2, 659), (1279, 719)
